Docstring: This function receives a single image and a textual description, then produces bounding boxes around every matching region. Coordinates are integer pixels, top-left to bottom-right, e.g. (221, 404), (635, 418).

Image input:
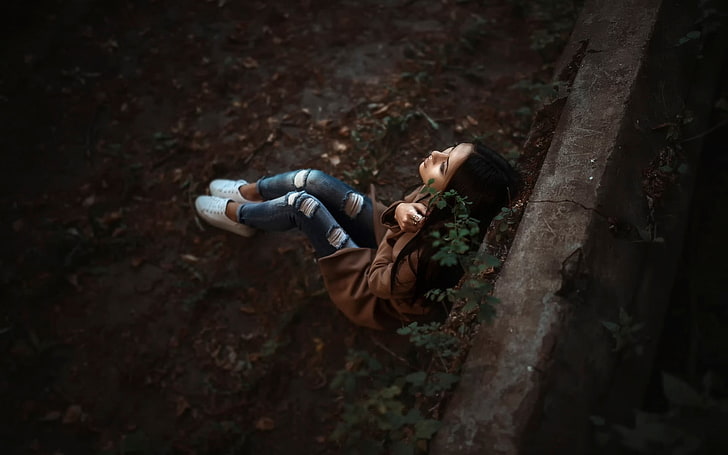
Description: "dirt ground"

(0, 0), (562, 453)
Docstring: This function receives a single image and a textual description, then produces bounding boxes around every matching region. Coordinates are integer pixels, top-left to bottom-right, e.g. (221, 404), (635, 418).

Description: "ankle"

(240, 183), (263, 201)
(225, 201), (241, 221)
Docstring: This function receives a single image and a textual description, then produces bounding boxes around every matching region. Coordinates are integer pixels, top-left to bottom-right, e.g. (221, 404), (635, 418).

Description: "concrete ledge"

(431, 0), (725, 453)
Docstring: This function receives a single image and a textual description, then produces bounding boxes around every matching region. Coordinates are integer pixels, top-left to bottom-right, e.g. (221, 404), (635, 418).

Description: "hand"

(394, 202), (427, 233)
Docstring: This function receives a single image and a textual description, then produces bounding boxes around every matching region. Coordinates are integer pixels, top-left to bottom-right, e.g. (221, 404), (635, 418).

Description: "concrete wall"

(431, 0), (726, 453)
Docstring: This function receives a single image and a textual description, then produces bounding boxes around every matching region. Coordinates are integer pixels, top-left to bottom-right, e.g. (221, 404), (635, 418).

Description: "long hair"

(390, 142), (520, 302)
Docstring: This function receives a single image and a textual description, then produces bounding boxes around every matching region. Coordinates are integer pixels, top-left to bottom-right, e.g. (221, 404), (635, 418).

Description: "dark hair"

(391, 142), (520, 304)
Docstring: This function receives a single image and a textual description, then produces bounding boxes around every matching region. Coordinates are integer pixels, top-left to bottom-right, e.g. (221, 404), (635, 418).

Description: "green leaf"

(414, 419), (442, 439)
(601, 321), (619, 333)
(405, 371), (427, 387)
(401, 408), (423, 425)
(686, 30), (701, 39)
(629, 322), (645, 334)
(484, 255), (501, 267)
(478, 303), (496, 321)
(380, 385), (402, 399)
(390, 440), (415, 455)
(462, 301), (478, 313)
(661, 372), (703, 408)
(433, 372), (460, 389)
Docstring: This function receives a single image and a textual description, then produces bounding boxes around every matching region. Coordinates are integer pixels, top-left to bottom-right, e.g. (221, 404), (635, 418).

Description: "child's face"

(418, 143), (473, 191)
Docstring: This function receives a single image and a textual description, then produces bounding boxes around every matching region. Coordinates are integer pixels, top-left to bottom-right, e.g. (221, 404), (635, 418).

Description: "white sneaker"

(209, 179), (251, 203)
(194, 196), (255, 237)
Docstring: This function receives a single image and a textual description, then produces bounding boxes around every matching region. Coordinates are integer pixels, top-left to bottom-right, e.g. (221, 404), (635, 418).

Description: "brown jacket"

(318, 186), (432, 330)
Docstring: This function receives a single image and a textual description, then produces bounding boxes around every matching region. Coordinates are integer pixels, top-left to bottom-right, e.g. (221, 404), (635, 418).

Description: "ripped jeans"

(237, 170), (377, 258)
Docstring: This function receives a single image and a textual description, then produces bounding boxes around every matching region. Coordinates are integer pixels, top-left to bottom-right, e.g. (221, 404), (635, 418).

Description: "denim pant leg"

(237, 191), (358, 258)
(256, 170), (377, 249)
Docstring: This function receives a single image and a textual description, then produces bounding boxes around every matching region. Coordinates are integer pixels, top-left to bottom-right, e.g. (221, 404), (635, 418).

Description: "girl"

(194, 142), (518, 330)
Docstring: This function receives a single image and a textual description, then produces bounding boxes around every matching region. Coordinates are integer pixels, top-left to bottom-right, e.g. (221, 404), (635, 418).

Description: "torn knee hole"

(298, 196), (319, 218)
(343, 192), (364, 219)
(326, 226), (348, 249)
(286, 191), (303, 206)
(287, 191), (319, 218)
(293, 169), (311, 189)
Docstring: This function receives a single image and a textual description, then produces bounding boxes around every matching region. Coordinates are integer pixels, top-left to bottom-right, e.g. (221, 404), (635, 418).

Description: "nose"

(431, 150), (447, 161)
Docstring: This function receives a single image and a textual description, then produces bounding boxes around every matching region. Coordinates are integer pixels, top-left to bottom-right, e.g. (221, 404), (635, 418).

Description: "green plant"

(601, 307), (645, 353)
(492, 206), (518, 243)
(422, 182), (502, 321)
(677, 30), (701, 46)
(330, 329), (465, 454)
(397, 322), (461, 366)
(330, 349), (435, 454)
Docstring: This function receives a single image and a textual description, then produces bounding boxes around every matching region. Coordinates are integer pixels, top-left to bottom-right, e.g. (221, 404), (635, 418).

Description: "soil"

(0, 1), (559, 453)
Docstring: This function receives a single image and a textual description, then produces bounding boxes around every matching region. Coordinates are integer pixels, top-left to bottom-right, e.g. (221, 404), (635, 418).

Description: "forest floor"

(0, 0), (574, 453)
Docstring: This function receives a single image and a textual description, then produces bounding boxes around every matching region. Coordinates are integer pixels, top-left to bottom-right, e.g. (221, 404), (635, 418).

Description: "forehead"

(445, 143), (474, 155)
(447, 143), (474, 162)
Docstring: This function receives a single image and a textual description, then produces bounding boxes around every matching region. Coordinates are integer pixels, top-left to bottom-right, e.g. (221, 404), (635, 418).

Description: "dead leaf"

(466, 115), (479, 126)
(242, 57), (259, 69)
(130, 257), (145, 268)
(62, 405), (83, 424)
(180, 254), (199, 263)
(66, 274), (82, 291)
(313, 337), (324, 353)
(100, 210), (123, 224)
(176, 396), (190, 417)
(239, 305), (256, 314)
(255, 417), (275, 431)
(332, 140), (347, 153)
(373, 104), (389, 116)
(82, 195), (96, 208)
(39, 411), (62, 422)
(111, 226), (127, 237)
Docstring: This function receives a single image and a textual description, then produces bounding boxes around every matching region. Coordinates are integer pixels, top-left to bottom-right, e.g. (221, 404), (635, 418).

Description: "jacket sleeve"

(367, 230), (420, 301)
